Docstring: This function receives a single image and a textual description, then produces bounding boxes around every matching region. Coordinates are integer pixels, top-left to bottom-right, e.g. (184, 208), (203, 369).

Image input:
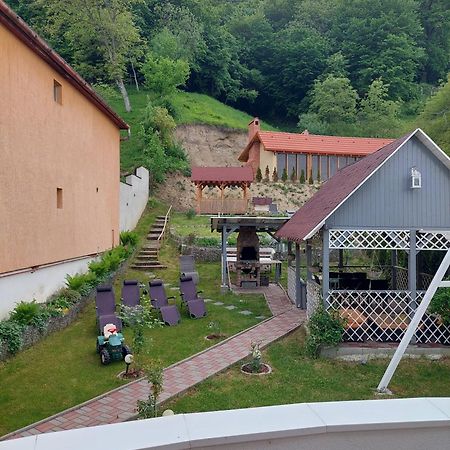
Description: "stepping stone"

(225, 305), (236, 310)
(169, 287), (179, 291)
(239, 310), (253, 315)
(255, 316), (266, 320)
(204, 299), (213, 303)
(213, 302), (224, 306)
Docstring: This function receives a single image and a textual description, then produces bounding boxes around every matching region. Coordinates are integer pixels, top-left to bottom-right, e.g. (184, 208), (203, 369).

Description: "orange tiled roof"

(238, 131), (394, 162)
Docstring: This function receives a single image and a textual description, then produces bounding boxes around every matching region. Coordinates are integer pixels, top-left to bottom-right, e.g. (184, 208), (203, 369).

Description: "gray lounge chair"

(121, 280), (140, 308)
(179, 276), (207, 319)
(149, 279), (181, 326)
(179, 255), (199, 285)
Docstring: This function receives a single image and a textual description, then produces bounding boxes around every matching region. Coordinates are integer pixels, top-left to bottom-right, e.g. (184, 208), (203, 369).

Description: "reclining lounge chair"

(149, 279), (181, 326)
(179, 255), (199, 285)
(96, 285), (122, 332)
(121, 280), (140, 308)
(179, 276), (207, 319)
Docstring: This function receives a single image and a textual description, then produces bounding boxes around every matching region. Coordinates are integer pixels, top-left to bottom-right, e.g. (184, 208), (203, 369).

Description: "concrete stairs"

(131, 215), (167, 270)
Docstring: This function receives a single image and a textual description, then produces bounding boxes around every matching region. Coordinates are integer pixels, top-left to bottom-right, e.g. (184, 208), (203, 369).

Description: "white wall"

(3, 398), (450, 450)
(0, 256), (95, 319)
(119, 166), (149, 232)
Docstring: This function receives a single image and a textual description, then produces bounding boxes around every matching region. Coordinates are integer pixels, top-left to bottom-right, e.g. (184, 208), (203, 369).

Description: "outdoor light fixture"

(411, 167), (422, 189)
(124, 354), (134, 374)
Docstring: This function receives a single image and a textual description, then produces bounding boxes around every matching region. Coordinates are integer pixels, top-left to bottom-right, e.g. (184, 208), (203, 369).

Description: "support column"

(221, 227), (228, 291)
(409, 230), (417, 315)
(295, 243), (301, 308)
(287, 241), (292, 265)
(306, 241), (313, 282)
(196, 184), (203, 215)
(322, 229), (330, 307)
(338, 249), (344, 273)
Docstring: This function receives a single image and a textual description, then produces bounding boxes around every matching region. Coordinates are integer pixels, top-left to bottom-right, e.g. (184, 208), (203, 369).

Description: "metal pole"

(306, 241), (313, 282)
(377, 248), (450, 393)
(322, 229), (330, 307)
(408, 230), (417, 315)
(221, 227), (227, 289)
(295, 243), (301, 308)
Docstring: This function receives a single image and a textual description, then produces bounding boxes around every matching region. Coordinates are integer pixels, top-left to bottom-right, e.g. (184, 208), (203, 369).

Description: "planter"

(205, 334), (226, 341)
(117, 369), (144, 380)
(240, 363), (272, 375)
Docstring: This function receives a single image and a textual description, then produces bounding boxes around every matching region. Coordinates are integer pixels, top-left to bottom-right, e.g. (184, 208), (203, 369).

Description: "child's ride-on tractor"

(97, 323), (131, 365)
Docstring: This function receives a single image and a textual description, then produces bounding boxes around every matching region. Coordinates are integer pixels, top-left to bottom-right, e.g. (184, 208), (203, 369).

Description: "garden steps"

(4, 285), (304, 441)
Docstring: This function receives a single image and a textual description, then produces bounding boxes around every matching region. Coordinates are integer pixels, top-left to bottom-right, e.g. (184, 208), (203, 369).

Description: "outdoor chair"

(149, 279), (181, 326)
(121, 280), (140, 308)
(95, 285), (122, 332)
(179, 275), (207, 319)
(179, 255), (199, 285)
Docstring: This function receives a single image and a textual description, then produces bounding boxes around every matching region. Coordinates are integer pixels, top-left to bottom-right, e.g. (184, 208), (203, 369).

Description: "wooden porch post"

(322, 229), (330, 307)
(295, 242), (302, 308)
(307, 154), (312, 180)
(220, 183), (224, 213)
(306, 240), (313, 282)
(195, 183), (203, 214)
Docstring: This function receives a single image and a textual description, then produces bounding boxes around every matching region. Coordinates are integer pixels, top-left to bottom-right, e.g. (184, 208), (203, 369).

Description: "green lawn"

(0, 202), (270, 436)
(165, 328), (450, 414)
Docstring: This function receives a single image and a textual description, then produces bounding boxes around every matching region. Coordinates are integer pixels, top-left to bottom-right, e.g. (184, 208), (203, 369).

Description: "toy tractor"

(97, 323), (131, 365)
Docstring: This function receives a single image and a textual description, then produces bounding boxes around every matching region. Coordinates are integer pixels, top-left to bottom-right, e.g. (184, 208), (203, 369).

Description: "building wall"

(327, 136), (450, 229)
(120, 166), (149, 232)
(259, 145), (276, 177)
(0, 25), (120, 275)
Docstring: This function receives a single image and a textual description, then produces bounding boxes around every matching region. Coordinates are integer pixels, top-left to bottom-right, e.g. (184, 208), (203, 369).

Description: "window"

(57, 188), (63, 209)
(411, 167), (422, 189)
(53, 80), (62, 104)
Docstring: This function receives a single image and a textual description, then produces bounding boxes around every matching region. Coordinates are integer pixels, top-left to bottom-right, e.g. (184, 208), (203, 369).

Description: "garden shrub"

(66, 272), (98, 293)
(195, 237), (220, 247)
(0, 320), (24, 354)
(186, 209), (196, 220)
(305, 306), (345, 358)
(10, 301), (40, 326)
(430, 287), (450, 325)
(255, 168), (263, 182)
(120, 231), (138, 247)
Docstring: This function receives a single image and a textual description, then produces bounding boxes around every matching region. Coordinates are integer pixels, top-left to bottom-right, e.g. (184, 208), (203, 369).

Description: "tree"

(299, 169), (306, 184)
(281, 168), (288, 182)
(37, 0), (142, 112)
(142, 54), (190, 98)
(290, 167), (297, 183)
(272, 167), (278, 182)
(418, 75), (450, 155)
(255, 167), (263, 182)
(264, 165), (270, 182)
(309, 75), (359, 124)
(308, 173), (314, 185)
(359, 78), (400, 137)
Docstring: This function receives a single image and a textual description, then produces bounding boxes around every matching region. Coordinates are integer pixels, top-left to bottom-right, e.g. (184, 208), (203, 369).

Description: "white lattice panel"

(326, 290), (450, 345)
(417, 232), (450, 250)
(329, 230), (410, 250)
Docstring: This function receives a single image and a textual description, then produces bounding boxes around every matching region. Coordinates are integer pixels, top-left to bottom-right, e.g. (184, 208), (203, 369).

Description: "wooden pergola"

(191, 166), (253, 214)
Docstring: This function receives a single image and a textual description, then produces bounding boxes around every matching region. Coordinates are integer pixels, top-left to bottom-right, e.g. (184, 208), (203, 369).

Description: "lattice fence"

(306, 280), (321, 319)
(417, 232), (450, 250)
(329, 229), (410, 250)
(326, 290), (450, 345)
(394, 267), (409, 290)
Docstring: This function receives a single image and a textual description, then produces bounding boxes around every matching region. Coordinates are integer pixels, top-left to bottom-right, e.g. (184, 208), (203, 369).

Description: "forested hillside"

(8, 0), (450, 158)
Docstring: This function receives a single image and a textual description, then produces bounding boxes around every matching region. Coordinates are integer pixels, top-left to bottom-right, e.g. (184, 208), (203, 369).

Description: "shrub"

(272, 167), (278, 182)
(290, 167), (297, 183)
(186, 209), (196, 220)
(264, 165), (270, 182)
(195, 237), (220, 247)
(305, 306), (345, 358)
(300, 170), (306, 183)
(0, 320), (24, 354)
(308, 174), (314, 185)
(120, 231), (138, 247)
(430, 287), (450, 325)
(10, 301), (40, 326)
(66, 272), (98, 293)
(137, 361), (164, 418)
(255, 167), (262, 182)
(281, 168), (288, 182)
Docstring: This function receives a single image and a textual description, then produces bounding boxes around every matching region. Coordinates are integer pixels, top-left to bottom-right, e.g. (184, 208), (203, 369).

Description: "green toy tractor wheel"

(122, 345), (131, 358)
(100, 348), (111, 365)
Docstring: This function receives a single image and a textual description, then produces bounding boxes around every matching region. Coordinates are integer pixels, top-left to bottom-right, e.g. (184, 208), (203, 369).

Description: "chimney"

(301, 129), (309, 135)
(248, 117), (260, 142)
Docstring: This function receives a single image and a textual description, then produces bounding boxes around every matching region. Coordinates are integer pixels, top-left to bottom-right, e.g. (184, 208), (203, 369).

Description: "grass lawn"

(0, 201), (269, 436)
(165, 328), (450, 414)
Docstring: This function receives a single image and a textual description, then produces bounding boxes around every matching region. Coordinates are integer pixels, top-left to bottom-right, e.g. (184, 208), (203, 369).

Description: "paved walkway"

(5, 284), (305, 440)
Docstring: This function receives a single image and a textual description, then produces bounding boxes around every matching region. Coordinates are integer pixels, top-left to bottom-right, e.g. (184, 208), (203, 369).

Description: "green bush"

(186, 209), (196, 220)
(120, 231), (138, 247)
(0, 320), (24, 354)
(430, 287), (450, 325)
(66, 272), (98, 293)
(300, 170), (306, 183)
(195, 237), (220, 247)
(305, 306), (345, 358)
(255, 168), (263, 182)
(10, 301), (40, 326)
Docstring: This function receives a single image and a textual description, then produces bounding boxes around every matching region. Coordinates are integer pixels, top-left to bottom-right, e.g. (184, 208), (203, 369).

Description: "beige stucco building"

(0, 1), (128, 316)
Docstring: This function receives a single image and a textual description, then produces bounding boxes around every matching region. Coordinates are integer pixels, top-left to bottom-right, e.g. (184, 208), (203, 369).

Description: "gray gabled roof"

(276, 129), (450, 243)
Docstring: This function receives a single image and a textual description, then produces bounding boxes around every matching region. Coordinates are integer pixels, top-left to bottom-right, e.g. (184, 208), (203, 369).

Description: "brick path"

(4, 284), (305, 440)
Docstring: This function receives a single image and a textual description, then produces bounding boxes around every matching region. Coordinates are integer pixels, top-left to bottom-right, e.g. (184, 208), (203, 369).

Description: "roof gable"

(191, 166), (253, 185)
(276, 129), (450, 242)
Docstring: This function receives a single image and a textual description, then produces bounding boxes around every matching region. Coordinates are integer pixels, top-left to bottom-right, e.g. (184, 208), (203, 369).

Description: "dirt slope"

(156, 124), (318, 212)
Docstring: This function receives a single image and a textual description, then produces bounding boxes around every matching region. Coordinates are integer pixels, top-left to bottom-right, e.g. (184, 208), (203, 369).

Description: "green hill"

(106, 89), (276, 174)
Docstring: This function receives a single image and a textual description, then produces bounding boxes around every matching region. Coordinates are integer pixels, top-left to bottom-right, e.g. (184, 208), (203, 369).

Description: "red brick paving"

(3, 284), (305, 440)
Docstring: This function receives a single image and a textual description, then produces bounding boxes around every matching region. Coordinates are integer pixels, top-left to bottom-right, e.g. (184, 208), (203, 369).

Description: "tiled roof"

(239, 131), (394, 162)
(252, 197), (273, 206)
(191, 166), (253, 185)
(0, 1), (128, 130)
(276, 132), (413, 242)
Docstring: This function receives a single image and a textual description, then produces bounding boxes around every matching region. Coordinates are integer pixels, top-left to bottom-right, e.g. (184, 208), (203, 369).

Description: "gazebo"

(191, 166), (253, 214)
(277, 129), (450, 345)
